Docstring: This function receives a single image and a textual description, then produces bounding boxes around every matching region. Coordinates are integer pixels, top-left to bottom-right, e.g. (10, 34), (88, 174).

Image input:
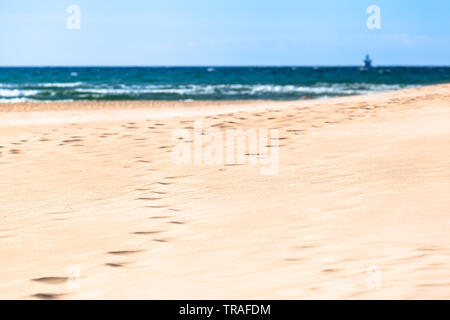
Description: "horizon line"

(1, 64), (449, 68)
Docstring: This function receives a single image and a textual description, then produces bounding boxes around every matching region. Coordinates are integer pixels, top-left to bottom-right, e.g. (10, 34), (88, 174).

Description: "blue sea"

(0, 67), (449, 102)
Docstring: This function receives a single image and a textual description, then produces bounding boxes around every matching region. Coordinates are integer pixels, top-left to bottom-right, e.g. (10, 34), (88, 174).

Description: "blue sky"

(0, 0), (449, 66)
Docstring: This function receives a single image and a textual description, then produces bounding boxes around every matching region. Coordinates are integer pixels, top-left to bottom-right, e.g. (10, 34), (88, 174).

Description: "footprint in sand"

(144, 205), (168, 209)
(32, 276), (68, 284)
(62, 138), (83, 143)
(284, 258), (303, 262)
(156, 182), (171, 186)
(104, 263), (125, 268)
(133, 231), (164, 235)
(32, 293), (65, 300)
(165, 175), (189, 179)
(322, 268), (340, 273)
(107, 250), (143, 255)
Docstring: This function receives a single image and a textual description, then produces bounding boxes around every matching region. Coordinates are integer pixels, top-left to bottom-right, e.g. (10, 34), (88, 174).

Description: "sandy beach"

(0, 84), (449, 299)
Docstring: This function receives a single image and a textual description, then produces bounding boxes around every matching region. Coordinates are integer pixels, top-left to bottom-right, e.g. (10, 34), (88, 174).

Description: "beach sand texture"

(0, 84), (449, 299)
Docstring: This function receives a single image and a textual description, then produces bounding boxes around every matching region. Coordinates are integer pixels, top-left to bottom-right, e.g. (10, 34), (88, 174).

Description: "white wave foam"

(0, 98), (30, 103)
(38, 82), (83, 88)
(0, 89), (39, 97)
(0, 83), (414, 101)
(73, 83), (410, 96)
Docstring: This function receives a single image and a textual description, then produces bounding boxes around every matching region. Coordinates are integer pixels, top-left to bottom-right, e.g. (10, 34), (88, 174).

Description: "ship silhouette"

(364, 54), (373, 68)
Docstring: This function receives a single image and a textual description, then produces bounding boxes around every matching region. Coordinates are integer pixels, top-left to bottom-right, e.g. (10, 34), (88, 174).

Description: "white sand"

(0, 84), (449, 299)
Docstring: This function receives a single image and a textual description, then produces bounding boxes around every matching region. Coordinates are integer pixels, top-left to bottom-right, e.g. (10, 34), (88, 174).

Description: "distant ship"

(363, 54), (373, 68)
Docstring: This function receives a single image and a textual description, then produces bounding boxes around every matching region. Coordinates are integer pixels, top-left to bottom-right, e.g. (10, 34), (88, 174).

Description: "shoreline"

(0, 83), (446, 113)
(1, 84), (448, 127)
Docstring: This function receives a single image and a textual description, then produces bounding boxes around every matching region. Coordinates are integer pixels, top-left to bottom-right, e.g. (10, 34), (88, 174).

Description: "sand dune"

(0, 84), (449, 299)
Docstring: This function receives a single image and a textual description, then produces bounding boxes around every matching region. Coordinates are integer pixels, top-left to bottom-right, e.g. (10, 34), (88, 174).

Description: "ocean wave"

(72, 83), (410, 95)
(0, 98), (31, 103)
(0, 88), (39, 97)
(0, 83), (414, 101)
(0, 67), (447, 101)
(38, 82), (84, 88)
